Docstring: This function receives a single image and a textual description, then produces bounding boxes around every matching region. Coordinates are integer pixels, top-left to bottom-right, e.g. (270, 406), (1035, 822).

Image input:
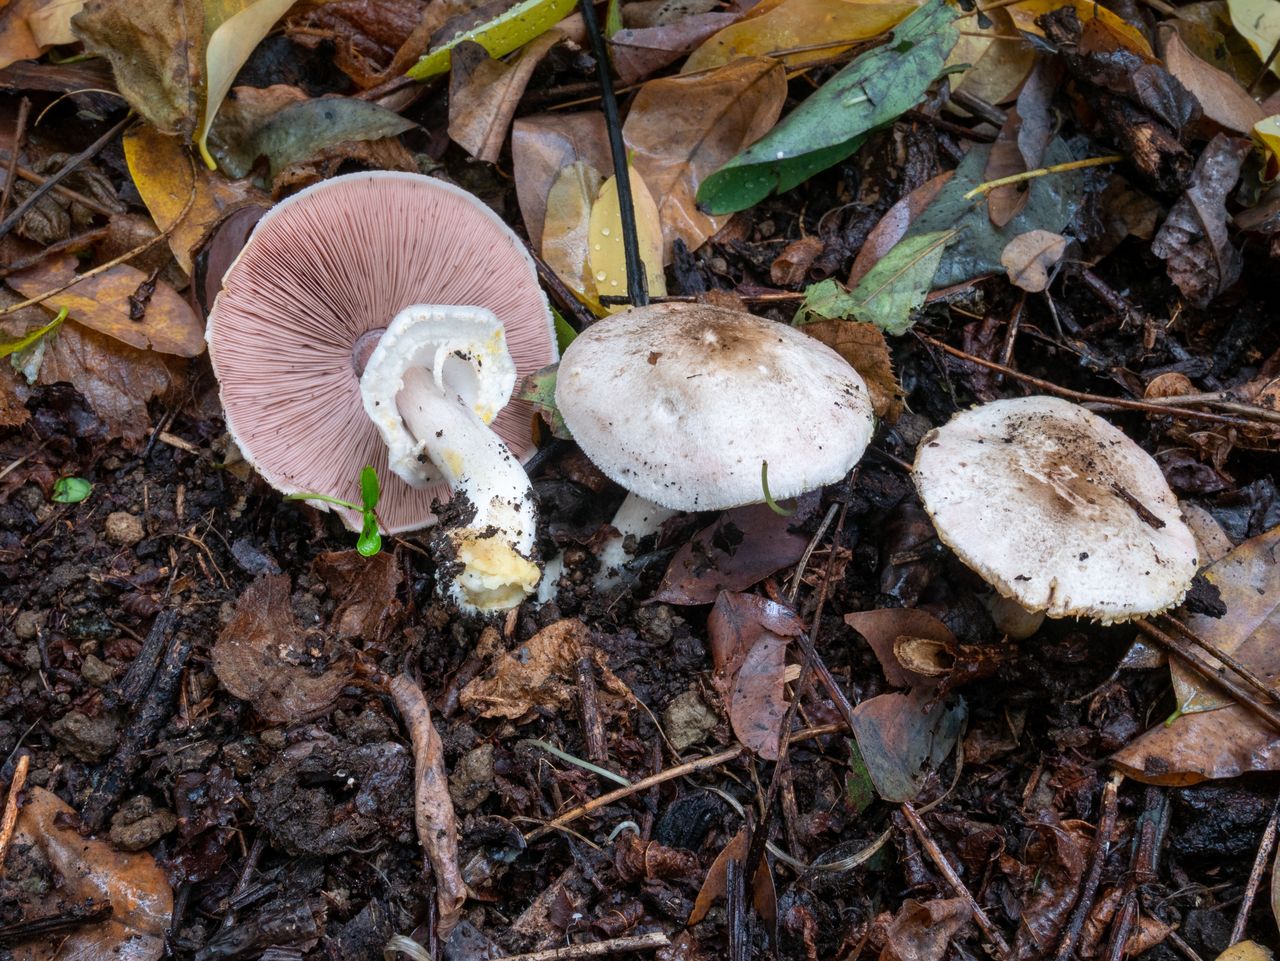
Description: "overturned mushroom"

(912, 396), (1199, 627)
(208, 172), (556, 612)
(549, 303), (875, 591)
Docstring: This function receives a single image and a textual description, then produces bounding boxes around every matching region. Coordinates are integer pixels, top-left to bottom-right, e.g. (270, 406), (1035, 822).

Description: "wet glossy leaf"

(542, 161), (604, 305)
(696, 0), (959, 215)
(1228, 0), (1280, 78)
(407, 0), (577, 79)
(624, 57), (786, 259)
(850, 687), (966, 801)
(512, 112), (612, 250)
(448, 32), (561, 163)
(587, 167), (667, 309)
(52, 475), (92, 503)
(682, 0), (914, 72)
(1001, 229), (1068, 292)
(313, 549), (404, 643)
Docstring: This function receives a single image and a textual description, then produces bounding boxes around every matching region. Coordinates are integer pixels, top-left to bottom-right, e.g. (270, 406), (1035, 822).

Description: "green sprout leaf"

(357, 514), (382, 557)
(552, 308), (578, 353)
(518, 362), (573, 439)
(1, 307), (67, 359)
(761, 461), (795, 516)
(52, 476), (92, 504)
(360, 465), (380, 513)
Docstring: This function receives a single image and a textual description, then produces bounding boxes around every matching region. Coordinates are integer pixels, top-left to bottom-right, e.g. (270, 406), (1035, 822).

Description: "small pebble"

(104, 512), (145, 548)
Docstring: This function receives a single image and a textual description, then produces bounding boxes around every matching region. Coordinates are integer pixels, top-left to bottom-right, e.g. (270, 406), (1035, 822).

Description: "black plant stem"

(578, 0), (648, 308)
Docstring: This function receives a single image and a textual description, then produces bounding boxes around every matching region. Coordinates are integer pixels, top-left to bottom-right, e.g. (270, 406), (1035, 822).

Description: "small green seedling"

(52, 476), (92, 504)
(285, 465), (383, 556)
(1, 307), (68, 359)
(761, 461), (795, 517)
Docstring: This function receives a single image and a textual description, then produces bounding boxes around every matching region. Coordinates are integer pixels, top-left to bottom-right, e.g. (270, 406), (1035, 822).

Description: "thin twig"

(0, 156), (122, 217)
(0, 754), (31, 867)
(900, 802), (1011, 958)
(0, 99), (31, 222)
(472, 932), (671, 961)
(913, 332), (1268, 429)
(1250, 35), (1280, 93)
(0, 113), (130, 241)
(1056, 776), (1121, 961)
(1156, 616), (1280, 707)
(577, 0), (647, 308)
(1229, 795), (1280, 944)
(963, 155), (1124, 201)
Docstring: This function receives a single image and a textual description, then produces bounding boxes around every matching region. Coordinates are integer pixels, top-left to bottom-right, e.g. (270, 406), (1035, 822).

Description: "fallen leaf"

(542, 161), (604, 304)
(609, 12), (738, 84)
(1170, 524), (1280, 715)
(587, 167), (667, 308)
(407, 0), (576, 79)
(697, 0), (959, 215)
(682, 0), (913, 72)
(708, 592), (806, 760)
(625, 0), (721, 28)
(624, 57), (786, 259)
(880, 898), (972, 961)
(25, 0), (84, 45)
(512, 111), (612, 250)
(1008, 0), (1153, 56)
(389, 674), (467, 941)
(284, 0), (444, 87)
(4, 787), (172, 961)
(849, 687), (966, 801)
(196, 0), (300, 168)
(947, 8), (1035, 107)
(123, 124), (266, 275)
(1, 0), (84, 68)
(34, 322), (185, 448)
(985, 108), (1030, 228)
(844, 608), (958, 689)
(1001, 820), (1089, 961)
(448, 32), (561, 163)
(1161, 25), (1266, 134)
(1000, 229), (1068, 292)
(1111, 702), (1280, 785)
(1255, 114), (1280, 180)
(460, 619), (631, 720)
(651, 499), (815, 605)
(770, 235), (825, 285)
(71, 0), (200, 135)
(799, 320), (904, 421)
(211, 574), (353, 723)
(1228, 0), (1280, 79)
(7, 253), (205, 356)
(847, 171), (953, 287)
(1152, 132), (1250, 307)
(687, 828), (777, 926)
(313, 550), (405, 644)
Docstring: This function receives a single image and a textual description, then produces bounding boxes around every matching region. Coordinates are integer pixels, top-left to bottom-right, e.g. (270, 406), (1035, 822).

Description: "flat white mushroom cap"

(556, 303), (874, 511)
(912, 396), (1199, 623)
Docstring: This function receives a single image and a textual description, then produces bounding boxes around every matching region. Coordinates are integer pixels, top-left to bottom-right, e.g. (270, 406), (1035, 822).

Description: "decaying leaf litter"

(1, 0), (1280, 957)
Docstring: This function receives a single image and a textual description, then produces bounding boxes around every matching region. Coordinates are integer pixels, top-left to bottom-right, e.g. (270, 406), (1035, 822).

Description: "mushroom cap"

(912, 395), (1199, 623)
(207, 171), (555, 534)
(555, 303), (874, 511)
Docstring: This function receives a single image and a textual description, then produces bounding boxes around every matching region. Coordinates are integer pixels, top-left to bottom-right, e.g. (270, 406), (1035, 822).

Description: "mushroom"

(207, 171), (556, 612)
(548, 302), (876, 591)
(911, 395), (1199, 628)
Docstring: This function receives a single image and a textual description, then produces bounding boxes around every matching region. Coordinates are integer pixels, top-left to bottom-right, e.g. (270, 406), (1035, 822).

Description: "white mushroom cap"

(555, 303), (875, 511)
(912, 396), (1199, 623)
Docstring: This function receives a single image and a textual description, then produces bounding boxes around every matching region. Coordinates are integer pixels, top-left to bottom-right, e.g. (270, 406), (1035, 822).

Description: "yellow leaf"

(587, 169), (667, 312)
(123, 123), (265, 274)
(947, 9), (1034, 106)
(1254, 114), (1280, 179)
(1229, 0), (1280, 77)
(196, 0), (300, 169)
(682, 0), (915, 72)
(1, 0), (82, 68)
(542, 161), (606, 311)
(407, 0), (578, 80)
(1006, 0), (1153, 57)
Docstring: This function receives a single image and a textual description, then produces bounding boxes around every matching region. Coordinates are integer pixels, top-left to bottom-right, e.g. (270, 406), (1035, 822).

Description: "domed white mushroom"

(552, 302), (875, 588)
(912, 395), (1199, 626)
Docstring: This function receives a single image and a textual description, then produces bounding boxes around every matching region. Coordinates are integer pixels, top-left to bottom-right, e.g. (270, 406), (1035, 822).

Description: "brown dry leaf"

(36, 322), (185, 448)
(448, 32), (562, 163)
(801, 320), (904, 422)
(4, 786), (172, 961)
(624, 57), (786, 259)
(850, 686), (967, 802)
(1111, 701), (1280, 784)
(389, 674), (467, 941)
(845, 609), (959, 688)
(7, 252), (205, 356)
(1214, 945), (1275, 961)
(986, 108), (1029, 228)
(947, 8), (1035, 107)
(211, 574), (353, 724)
(610, 12), (739, 85)
(652, 498), (816, 606)
(459, 619), (631, 720)
(0, 0), (84, 69)
(285, 0), (430, 86)
(707, 592), (805, 760)
(770, 235), (824, 285)
(1001, 820), (1089, 961)
(879, 898), (972, 961)
(512, 112), (611, 251)
(1161, 26), (1266, 134)
(1170, 524), (1280, 715)
(687, 827), (776, 926)
(542, 161), (604, 305)
(1000, 229), (1067, 292)
(123, 123), (265, 275)
(312, 550), (404, 645)
(71, 0), (201, 135)
(847, 171), (953, 287)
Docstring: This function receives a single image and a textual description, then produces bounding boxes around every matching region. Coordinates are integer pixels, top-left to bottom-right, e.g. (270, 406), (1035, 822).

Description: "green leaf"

(52, 476), (92, 504)
(605, 0), (623, 38)
(846, 738), (877, 815)
(357, 514), (382, 557)
(360, 465), (380, 512)
(283, 491), (363, 510)
(0, 308), (66, 359)
(696, 0), (959, 214)
(552, 308), (578, 353)
(517, 362), (572, 439)
(407, 0), (578, 80)
(802, 230), (955, 334)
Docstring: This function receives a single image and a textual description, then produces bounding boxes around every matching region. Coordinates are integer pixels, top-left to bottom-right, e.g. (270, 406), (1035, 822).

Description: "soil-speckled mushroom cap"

(912, 395), (1199, 623)
(206, 171), (555, 534)
(555, 303), (874, 511)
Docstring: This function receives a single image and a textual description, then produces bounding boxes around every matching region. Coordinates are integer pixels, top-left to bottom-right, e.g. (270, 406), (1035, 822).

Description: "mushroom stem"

(398, 367), (540, 612)
(595, 493), (679, 588)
